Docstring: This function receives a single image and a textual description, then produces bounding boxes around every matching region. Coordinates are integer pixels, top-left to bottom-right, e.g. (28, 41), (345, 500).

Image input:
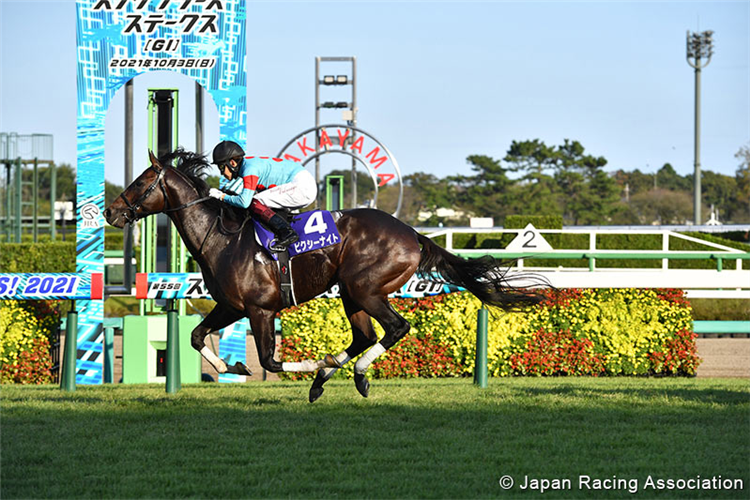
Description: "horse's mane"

(158, 148), (247, 224)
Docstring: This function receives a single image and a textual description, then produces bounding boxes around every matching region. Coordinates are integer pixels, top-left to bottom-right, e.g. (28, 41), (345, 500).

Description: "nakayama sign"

(277, 124), (404, 216)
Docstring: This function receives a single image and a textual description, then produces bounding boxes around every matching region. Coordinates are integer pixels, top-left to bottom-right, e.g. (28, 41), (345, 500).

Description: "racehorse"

(104, 149), (548, 401)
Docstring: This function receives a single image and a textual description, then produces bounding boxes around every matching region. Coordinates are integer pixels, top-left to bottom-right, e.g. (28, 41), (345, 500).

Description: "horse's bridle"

(119, 164), (210, 224)
(118, 162), (249, 257)
(119, 165), (168, 224)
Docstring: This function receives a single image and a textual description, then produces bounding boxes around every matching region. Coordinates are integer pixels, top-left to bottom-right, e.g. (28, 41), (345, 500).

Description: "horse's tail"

(415, 233), (549, 311)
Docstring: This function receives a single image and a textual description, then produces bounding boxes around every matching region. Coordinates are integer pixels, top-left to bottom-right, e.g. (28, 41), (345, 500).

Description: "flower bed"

(0, 301), (61, 384)
(278, 288), (698, 380)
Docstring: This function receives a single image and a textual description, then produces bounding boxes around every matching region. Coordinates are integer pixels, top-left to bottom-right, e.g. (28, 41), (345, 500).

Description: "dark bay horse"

(105, 150), (546, 401)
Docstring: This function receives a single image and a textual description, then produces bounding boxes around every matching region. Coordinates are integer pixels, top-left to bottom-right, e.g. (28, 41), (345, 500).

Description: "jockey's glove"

(209, 188), (225, 200)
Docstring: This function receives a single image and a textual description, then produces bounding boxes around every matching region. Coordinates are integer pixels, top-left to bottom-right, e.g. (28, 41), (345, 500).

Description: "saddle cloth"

(253, 209), (341, 261)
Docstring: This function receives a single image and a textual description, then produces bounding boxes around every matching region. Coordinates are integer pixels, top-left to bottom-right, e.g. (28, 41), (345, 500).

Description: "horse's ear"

(149, 150), (163, 171)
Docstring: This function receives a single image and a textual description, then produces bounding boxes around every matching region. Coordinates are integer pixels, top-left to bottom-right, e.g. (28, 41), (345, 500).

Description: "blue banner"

(0, 273), (101, 300)
(137, 272), (462, 300)
(76, 0), (247, 383)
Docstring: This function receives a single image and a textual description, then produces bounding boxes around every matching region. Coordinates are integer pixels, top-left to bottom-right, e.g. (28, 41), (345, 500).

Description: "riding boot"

(250, 199), (299, 252)
(265, 213), (299, 252)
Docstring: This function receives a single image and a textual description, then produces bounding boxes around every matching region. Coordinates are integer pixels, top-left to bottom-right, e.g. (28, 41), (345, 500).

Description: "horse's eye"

(134, 181), (143, 188)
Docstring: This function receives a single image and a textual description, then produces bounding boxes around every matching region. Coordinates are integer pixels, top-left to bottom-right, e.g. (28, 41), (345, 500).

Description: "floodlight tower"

(686, 29), (714, 225)
(315, 56), (357, 208)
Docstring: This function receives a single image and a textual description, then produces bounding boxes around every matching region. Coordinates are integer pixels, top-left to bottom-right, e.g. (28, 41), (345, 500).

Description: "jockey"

(208, 140), (318, 252)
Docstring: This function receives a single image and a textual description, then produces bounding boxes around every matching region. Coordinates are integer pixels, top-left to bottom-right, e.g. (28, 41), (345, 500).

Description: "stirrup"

(269, 233), (299, 252)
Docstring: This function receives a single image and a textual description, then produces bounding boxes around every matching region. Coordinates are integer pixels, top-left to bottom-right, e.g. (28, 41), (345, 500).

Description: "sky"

(1, 0), (748, 189)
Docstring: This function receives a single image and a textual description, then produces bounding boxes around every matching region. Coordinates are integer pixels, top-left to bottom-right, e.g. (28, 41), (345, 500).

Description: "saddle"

(251, 209), (342, 309)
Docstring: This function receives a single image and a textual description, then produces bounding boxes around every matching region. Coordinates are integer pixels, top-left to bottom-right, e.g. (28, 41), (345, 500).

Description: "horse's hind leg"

(309, 290), (377, 403)
(191, 303), (246, 375)
(352, 296), (411, 398)
(250, 307), (340, 375)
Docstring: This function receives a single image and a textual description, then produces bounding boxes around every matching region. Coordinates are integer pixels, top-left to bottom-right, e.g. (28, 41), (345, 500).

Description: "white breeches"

(254, 170), (317, 210)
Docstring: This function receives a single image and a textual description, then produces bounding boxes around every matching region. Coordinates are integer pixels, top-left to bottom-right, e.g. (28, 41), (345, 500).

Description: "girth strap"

(277, 250), (296, 309)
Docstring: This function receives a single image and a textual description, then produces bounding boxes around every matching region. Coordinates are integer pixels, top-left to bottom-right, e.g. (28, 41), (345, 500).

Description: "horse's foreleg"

(191, 304), (245, 375)
(249, 308), (284, 373)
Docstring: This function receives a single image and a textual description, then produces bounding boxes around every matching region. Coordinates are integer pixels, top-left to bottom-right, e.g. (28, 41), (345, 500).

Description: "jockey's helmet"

(212, 141), (245, 178)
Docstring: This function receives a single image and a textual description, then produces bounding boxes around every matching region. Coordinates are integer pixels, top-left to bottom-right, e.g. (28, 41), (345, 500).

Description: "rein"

(122, 163), (253, 255)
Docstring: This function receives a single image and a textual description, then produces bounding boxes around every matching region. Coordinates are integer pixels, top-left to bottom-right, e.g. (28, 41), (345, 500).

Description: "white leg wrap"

(355, 343), (386, 374)
(282, 359), (325, 372)
(200, 346), (227, 374)
(321, 351), (352, 379)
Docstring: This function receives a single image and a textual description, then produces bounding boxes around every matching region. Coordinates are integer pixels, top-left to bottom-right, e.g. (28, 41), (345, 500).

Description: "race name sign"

(91, 0), (228, 69)
(136, 273), (462, 300)
(0, 273), (103, 300)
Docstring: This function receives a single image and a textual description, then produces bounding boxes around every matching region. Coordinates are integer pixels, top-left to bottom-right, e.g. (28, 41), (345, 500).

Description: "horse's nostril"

(104, 208), (111, 219)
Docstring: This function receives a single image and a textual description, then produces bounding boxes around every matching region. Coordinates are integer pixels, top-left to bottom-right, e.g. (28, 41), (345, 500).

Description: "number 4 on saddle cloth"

(253, 210), (341, 308)
(253, 210), (341, 260)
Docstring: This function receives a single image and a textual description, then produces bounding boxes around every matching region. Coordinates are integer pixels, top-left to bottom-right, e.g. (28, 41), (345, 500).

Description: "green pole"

(33, 158), (38, 243)
(474, 307), (488, 388)
(2, 162), (7, 241)
(166, 299), (181, 393)
(50, 162), (57, 241)
(14, 158), (21, 243)
(104, 326), (114, 383)
(61, 304), (78, 391)
(4, 162), (11, 241)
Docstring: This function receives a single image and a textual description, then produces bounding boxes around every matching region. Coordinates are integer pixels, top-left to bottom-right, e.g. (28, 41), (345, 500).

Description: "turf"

(2, 378), (749, 499)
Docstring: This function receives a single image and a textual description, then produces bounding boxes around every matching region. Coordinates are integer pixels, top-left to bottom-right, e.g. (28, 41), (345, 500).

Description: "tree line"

(368, 139), (750, 227)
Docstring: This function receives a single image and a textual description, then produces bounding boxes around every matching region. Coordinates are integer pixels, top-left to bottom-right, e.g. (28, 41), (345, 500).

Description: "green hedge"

(504, 215), (563, 229)
(279, 289), (698, 380)
(105, 232), (125, 250)
(0, 233), (70, 244)
(0, 243), (75, 272)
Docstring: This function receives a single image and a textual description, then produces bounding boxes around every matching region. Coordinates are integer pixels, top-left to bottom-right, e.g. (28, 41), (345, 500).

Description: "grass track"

(2, 378), (749, 499)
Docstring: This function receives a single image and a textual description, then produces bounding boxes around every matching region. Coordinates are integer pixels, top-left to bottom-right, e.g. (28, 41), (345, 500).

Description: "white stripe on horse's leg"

(200, 346), (228, 374)
(354, 343), (386, 374)
(320, 351), (352, 379)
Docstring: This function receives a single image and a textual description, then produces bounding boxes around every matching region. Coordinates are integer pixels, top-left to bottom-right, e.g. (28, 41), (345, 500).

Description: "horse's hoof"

(309, 386), (324, 403)
(354, 373), (370, 398)
(323, 353), (341, 368)
(230, 362), (252, 376)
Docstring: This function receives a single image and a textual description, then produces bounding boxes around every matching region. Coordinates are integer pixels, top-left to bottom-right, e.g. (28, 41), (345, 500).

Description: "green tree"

(655, 163), (690, 191)
(500, 139), (617, 223)
(630, 189), (692, 224)
(730, 144), (750, 222)
(613, 169), (654, 197)
(701, 171), (737, 222)
(503, 139), (556, 179)
(104, 181), (123, 207)
(404, 172), (456, 210)
(40, 163), (76, 202)
(543, 139), (616, 224)
(452, 155), (512, 219)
